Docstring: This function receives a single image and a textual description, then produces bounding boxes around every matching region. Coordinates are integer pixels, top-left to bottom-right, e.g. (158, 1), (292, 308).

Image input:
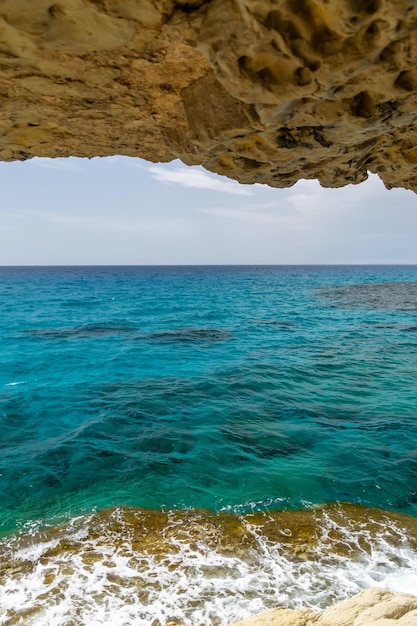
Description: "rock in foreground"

(1, 1), (417, 191)
(230, 588), (417, 626)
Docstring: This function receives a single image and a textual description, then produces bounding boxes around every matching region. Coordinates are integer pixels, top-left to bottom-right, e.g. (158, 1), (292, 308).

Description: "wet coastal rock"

(229, 589), (417, 626)
(166, 588), (417, 626)
(2, 1), (417, 191)
(165, 589), (417, 625)
(172, 589), (413, 626)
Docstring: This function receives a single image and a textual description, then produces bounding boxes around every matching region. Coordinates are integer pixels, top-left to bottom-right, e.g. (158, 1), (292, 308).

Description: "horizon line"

(1, 263), (417, 268)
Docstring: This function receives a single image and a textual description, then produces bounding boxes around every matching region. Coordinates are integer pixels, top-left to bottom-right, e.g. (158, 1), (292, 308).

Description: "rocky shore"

(231, 588), (417, 626)
(166, 589), (417, 626)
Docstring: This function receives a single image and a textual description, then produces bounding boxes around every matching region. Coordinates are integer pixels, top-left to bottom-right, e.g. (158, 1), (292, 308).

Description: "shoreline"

(1, 504), (417, 624)
(229, 588), (417, 626)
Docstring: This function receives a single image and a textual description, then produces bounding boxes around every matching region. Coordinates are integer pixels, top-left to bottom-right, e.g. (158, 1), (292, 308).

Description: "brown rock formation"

(1, 1), (417, 191)
(164, 589), (417, 625)
(230, 588), (417, 626)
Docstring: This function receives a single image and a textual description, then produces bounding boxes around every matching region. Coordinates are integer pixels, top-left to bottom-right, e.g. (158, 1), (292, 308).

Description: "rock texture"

(1, 0), (417, 190)
(230, 588), (417, 626)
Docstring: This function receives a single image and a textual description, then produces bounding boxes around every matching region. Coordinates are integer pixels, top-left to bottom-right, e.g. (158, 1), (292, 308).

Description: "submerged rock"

(2, 505), (417, 624)
(2, 1), (417, 191)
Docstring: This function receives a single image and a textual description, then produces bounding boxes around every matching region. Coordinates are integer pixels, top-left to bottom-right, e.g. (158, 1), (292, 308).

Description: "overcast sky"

(0, 156), (416, 265)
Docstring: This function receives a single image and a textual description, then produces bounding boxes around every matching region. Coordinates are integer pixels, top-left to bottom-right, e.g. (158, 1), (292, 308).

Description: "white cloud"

(145, 164), (252, 195)
(32, 158), (85, 172)
(28, 209), (193, 236)
(286, 173), (388, 216)
(0, 212), (24, 219)
(29, 209), (95, 225)
(201, 200), (300, 224)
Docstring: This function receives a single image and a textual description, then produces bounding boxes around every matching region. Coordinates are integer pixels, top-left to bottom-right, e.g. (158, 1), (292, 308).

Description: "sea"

(1, 265), (417, 625)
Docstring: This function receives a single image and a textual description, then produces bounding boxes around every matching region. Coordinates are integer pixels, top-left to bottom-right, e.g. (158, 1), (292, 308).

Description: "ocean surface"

(1, 265), (417, 625)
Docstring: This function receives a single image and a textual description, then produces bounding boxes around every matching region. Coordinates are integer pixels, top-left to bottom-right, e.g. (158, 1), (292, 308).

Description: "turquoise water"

(1, 265), (417, 533)
(2, 265), (417, 625)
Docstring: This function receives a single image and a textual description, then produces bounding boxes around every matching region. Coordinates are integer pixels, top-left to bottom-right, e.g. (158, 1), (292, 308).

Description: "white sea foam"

(0, 507), (416, 626)
(4, 381), (27, 387)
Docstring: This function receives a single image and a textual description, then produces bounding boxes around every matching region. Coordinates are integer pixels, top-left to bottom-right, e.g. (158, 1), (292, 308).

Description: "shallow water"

(1, 504), (417, 626)
(1, 265), (417, 623)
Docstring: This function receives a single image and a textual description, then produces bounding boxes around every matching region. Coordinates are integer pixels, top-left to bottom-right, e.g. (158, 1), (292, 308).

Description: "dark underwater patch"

(360, 322), (417, 332)
(252, 319), (296, 328)
(137, 328), (232, 343)
(316, 281), (417, 312)
(24, 322), (137, 339)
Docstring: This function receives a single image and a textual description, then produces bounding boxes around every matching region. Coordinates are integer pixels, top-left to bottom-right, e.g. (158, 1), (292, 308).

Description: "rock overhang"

(1, 0), (417, 191)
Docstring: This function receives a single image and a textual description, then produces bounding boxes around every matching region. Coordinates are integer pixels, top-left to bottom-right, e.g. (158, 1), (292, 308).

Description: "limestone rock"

(230, 589), (417, 626)
(1, 0), (417, 191)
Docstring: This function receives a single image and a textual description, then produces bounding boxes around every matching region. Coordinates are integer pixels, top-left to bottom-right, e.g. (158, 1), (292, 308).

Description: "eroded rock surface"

(230, 588), (417, 626)
(1, 0), (417, 190)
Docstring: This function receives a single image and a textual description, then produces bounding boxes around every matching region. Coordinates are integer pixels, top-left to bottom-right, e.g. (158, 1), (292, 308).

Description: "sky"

(0, 155), (416, 265)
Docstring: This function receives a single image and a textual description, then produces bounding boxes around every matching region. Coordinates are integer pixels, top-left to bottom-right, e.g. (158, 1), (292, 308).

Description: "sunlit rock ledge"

(231, 589), (417, 626)
(1, 0), (417, 191)
(166, 589), (417, 626)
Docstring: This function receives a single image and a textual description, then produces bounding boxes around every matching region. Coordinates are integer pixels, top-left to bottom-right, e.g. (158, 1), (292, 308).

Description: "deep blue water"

(1, 265), (417, 534)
